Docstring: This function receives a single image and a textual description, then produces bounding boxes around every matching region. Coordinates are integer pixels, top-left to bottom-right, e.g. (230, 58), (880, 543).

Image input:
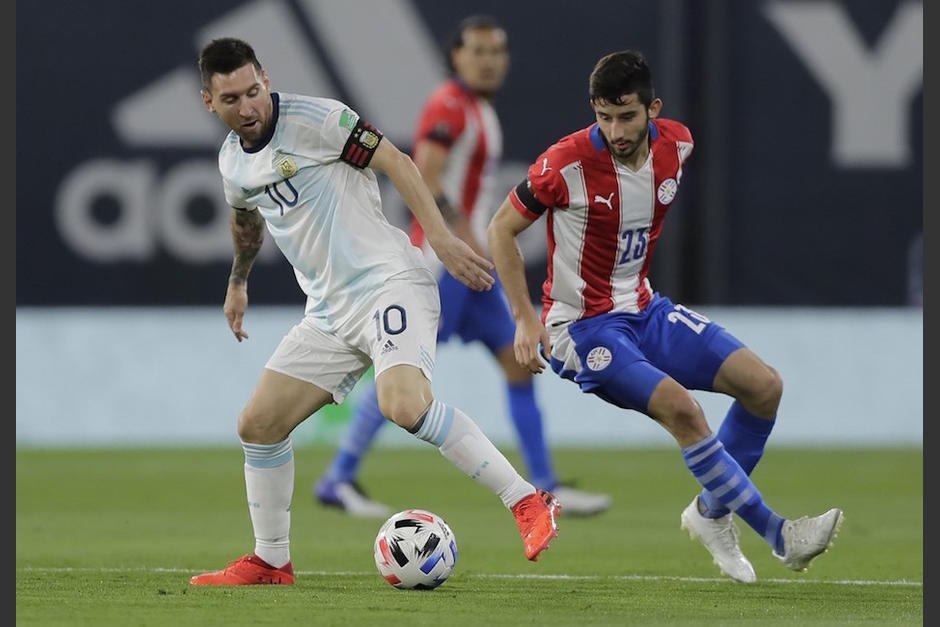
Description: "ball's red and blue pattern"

(373, 509), (458, 590)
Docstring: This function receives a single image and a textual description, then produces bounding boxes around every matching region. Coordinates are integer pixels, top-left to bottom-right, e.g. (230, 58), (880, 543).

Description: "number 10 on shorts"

(374, 305), (408, 342)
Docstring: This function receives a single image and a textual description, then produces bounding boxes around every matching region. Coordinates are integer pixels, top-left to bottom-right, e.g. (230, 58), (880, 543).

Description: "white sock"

(242, 438), (294, 568)
(412, 400), (535, 509)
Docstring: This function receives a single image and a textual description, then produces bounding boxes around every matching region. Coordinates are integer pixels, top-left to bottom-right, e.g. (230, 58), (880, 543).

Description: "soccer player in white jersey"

(314, 15), (610, 519)
(487, 50), (843, 583)
(188, 38), (559, 586)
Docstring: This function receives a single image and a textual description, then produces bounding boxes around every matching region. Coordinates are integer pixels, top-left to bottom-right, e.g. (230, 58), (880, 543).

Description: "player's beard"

(608, 122), (649, 162)
(238, 115), (271, 147)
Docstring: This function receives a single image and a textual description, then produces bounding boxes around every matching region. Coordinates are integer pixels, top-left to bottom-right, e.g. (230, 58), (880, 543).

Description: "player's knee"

(377, 390), (427, 430)
(748, 366), (783, 417)
(496, 345), (532, 383)
(669, 392), (707, 429)
(502, 359), (533, 384)
(651, 386), (709, 441)
(236, 406), (280, 444)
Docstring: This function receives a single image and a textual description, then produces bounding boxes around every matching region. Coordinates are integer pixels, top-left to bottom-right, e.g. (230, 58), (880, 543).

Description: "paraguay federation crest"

(275, 156), (298, 179)
(657, 178), (678, 205)
(585, 346), (613, 371)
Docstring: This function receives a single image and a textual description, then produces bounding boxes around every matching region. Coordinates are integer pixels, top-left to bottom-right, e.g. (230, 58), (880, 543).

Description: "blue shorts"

(549, 294), (745, 413)
(436, 271), (515, 355)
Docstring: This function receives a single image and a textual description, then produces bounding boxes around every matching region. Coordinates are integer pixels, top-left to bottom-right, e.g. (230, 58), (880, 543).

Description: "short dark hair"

(589, 50), (654, 107)
(198, 38), (263, 92)
(446, 14), (507, 72)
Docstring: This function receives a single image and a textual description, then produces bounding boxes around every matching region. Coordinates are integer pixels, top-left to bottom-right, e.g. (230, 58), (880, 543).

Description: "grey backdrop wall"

(16, 0), (923, 307)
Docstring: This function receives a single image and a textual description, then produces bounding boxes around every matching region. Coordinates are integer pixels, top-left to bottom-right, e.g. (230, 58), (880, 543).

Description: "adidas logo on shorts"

(381, 339), (398, 355)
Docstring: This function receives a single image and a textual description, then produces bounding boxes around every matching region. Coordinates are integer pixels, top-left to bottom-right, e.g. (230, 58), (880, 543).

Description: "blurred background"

(16, 0), (922, 449)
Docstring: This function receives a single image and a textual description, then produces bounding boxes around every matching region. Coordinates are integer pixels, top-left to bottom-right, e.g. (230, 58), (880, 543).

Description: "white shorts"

(264, 269), (440, 403)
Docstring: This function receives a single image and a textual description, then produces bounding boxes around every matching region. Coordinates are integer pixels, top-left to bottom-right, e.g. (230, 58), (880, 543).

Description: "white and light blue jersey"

(218, 92), (427, 332)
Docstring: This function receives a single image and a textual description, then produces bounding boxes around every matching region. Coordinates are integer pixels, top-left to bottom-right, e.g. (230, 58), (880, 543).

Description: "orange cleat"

(512, 489), (561, 561)
(189, 553), (294, 586)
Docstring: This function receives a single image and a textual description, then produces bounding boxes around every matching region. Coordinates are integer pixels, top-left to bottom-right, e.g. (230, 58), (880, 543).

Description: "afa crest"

(359, 131), (380, 149)
(275, 157), (298, 179)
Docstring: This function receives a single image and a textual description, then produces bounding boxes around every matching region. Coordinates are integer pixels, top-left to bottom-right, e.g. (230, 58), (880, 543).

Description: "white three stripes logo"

(112, 0), (445, 148)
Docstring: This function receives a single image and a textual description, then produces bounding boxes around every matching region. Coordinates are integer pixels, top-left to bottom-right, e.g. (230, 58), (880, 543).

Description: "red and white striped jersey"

(410, 79), (502, 268)
(510, 119), (693, 329)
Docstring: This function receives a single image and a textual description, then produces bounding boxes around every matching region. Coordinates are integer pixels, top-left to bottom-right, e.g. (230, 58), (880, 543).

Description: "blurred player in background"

(314, 15), (611, 519)
(189, 37), (559, 586)
(487, 49), (843, 583)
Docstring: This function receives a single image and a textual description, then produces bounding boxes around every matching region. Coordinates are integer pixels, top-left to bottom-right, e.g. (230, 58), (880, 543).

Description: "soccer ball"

(373, 508), (457, 590)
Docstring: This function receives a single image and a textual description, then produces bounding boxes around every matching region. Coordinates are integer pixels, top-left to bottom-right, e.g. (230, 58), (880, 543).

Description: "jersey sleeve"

(413, 94), (466, 148)
(221, 176), (250, 210)
(321, 105), (385, 169)
(656, 118), (694, 166)
(508, 147), (569, 221)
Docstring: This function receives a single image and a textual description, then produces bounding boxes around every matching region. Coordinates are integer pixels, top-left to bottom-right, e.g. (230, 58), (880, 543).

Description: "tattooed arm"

(223, 208), (265, 342)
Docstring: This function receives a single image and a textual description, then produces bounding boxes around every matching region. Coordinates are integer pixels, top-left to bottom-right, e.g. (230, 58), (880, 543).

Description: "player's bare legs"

(693, 348), (783, 519)
(190, 370), (333, 585)
(374, 364), (433, 431)
(495, 346), (611, 516)
(646, 375), (780, 583)
(495, 345), (531, 384)
(713, 348), (783, 419)
(705, 347), (841, 572)
(238, 369), (335, 443)
(376, 364), (560, 561)
(645, 377), (712, 448)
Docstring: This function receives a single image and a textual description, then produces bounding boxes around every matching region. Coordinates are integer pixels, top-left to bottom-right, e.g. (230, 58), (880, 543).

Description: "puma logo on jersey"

(594, 192), (615, 209)
(539, 158), (552, 175)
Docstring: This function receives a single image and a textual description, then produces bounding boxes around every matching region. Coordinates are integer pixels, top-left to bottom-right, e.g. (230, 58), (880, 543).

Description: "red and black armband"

(340, 118), (384, 169)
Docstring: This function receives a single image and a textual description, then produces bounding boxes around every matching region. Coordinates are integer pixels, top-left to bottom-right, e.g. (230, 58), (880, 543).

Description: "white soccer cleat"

(680, 497), (757, 583)
(315, 479), (392, 519)
(773, 508), (844, 572)
(551, 485), (612, 517)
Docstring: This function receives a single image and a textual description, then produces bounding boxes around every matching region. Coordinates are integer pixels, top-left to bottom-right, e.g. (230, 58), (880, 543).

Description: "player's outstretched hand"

(514, 315), (551, 374)
(223, 282), (250, 342)
(434, 234), (495, 292)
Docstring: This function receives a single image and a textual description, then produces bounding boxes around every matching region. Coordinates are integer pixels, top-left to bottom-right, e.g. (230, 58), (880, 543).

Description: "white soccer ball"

(373, 508), (458, 590)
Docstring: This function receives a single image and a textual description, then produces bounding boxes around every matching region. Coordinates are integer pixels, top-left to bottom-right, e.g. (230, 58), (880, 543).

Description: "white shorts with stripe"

(264, 268), (440, 403)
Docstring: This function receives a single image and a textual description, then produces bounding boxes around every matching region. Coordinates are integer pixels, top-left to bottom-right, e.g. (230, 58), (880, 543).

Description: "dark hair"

(198, 38), (263, 92)
(446, 14), (507, 72)
(589, 50), (654, 107)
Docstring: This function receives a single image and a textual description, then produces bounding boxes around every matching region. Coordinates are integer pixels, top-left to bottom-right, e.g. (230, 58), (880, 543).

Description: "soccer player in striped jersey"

(487, 50), (843, 583)
(315, 15), (610, 519)
(188, 37), (559, 586)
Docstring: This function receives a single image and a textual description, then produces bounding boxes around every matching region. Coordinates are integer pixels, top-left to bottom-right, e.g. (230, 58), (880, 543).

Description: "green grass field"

(16, 446), (922, 626)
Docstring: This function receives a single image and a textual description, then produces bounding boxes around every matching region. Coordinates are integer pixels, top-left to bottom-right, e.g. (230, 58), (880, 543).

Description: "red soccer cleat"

(189, 553), (294, 586)
(512, 489), (561, 561)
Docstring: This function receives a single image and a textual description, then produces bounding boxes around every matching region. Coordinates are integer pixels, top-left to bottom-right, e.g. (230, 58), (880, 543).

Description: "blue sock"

(323, 385), (385, 484)
(683, 434), (785, 554)
(700, 403), (776, 517)
(506, 380), (557, 490)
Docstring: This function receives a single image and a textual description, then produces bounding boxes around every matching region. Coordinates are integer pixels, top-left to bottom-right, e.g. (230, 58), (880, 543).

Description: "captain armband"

(340, 118), (384, 169)
(513, 178), (549, 217)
